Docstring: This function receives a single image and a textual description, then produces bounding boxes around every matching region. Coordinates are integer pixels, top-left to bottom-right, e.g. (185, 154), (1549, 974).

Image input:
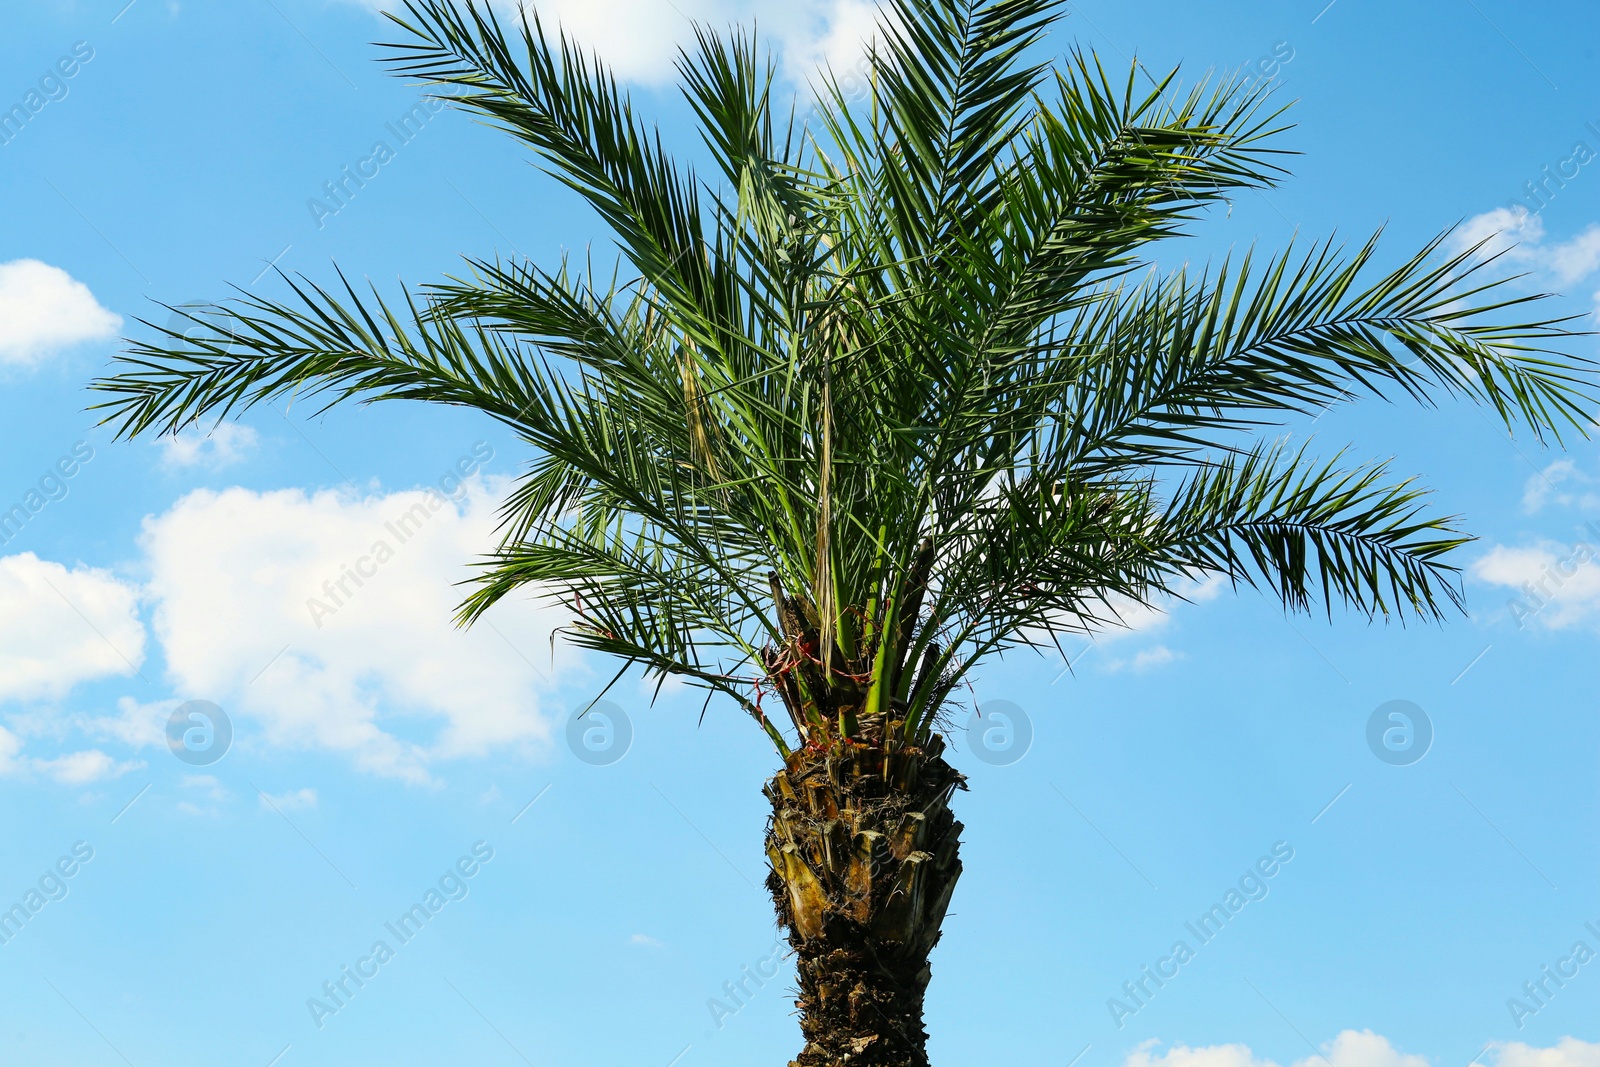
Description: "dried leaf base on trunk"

(765, 731), (965, 1066)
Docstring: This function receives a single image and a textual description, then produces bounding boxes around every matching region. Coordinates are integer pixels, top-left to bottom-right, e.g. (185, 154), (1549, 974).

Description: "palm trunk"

(764, 730), (964, 1066)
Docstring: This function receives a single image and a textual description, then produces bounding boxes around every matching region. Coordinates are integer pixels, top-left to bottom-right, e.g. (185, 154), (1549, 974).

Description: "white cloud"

(1103, 644), (1180, 673)
(0, 724), (143, 785)
(0, 462), (576, 783)
(1453, 206), (1546, 263)
(1545, 225), (1600, 287)
(0, 553), (146, 702)
(339, 0), (883, 87)
(159, 421), (260, 469)
(629, 933), (665, 948)
(1039, 575), (1223, 674)
(29, 748), (142, 784)
(1454, 209), (1600, 305)
(259, 787), (317, 811)
(1521, 459), (1600, 513)
(1313, 1031), (1432, 1067)
(1473, 537), (1600, 629)
(1126, 1032), (1428, 1067)
(340, 0), (712, 82)
(0, 259), (121, 366)
(1494, 1039), (1600, 1067)
(1094, 575), (1226, 641)
(0, 697), (164, 783)
(174, 773), (230, 816)
(77, 696), (171, 750)
(183, 774), (229, 801)
(763, 0), (884, 87)
(1126, 1039), (1274, 1067)
(1, 727), (30, 770)
(539, 0), (718, 82)
(1125, 1034), (1600, 1067)
(140, 475), (577, 782)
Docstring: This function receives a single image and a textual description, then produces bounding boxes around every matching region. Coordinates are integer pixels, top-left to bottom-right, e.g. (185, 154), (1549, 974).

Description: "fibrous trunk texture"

(764, 731), (964, 1066)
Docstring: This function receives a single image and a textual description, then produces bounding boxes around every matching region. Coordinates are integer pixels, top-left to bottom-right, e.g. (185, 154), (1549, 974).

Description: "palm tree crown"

(94, 0), (1594, 759)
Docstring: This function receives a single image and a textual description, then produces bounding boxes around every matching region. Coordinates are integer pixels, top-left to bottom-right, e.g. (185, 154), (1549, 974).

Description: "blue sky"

(2, 1), (1599, 1065)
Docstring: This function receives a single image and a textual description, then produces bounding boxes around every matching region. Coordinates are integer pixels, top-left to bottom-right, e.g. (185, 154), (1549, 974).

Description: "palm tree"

(94, 0), (1593, 1062)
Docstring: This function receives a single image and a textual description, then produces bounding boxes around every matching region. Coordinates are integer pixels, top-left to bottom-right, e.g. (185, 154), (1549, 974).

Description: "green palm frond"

(91, 0), (1597, 755)
(1155, 443), (1468, 620)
